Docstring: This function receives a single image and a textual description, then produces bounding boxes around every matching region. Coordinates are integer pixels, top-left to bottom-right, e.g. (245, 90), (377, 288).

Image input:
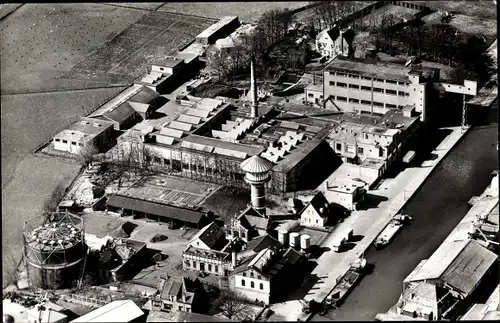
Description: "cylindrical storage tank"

(278, 230), (288, 246)
(24, 212), (86, 290)
(289, 232), (300, 248)
(301, 234), (311, 251)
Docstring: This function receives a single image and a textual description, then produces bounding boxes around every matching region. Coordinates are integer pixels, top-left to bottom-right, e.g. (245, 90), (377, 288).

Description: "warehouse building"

(53, 117), (114, 154)
(196, 16), (240, 45)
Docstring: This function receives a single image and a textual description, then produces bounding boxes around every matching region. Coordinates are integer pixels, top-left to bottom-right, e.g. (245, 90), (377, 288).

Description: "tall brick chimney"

(250, 57), (258, 119)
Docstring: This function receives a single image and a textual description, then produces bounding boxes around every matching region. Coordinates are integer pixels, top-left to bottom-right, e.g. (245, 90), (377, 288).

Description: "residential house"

(315, 25), (354, 58)
(299, 191), (331, 228)
(53, 117), (114, 154)
(151, 275), (202, 313)
(231, 245), (302, 304)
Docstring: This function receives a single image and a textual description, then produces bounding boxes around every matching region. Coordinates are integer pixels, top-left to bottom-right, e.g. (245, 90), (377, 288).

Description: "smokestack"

(250, 57), (258, 119)
(231, 251), (236, 267)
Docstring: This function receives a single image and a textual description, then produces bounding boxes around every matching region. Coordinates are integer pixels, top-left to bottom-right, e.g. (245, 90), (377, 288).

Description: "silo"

(289, 232), (300, 248)
(300, 234), (311, 251)
(278, 230), (288, 246)
(24, 212), (86, 290)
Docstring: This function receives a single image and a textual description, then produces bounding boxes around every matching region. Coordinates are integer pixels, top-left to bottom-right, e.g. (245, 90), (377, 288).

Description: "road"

(312, 124), (499, 321)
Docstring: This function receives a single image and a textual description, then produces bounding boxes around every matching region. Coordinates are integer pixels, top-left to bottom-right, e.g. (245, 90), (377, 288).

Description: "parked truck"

(332, 228), (353, 252)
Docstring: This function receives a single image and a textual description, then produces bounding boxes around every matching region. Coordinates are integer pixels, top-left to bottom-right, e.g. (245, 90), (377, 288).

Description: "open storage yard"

(157, 2), (309, 22)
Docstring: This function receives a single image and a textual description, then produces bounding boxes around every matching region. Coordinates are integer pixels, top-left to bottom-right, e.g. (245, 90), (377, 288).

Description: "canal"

(312, 124), (498, 321)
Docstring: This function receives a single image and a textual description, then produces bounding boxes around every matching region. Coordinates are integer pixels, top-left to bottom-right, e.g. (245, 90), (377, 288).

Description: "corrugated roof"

(187, 108), (211, 118)
(440, 240), (497, 295)
(183, 134), (262, 157)
(70, 300), (143, 322)
(106, 195), (204, 224)
(156, 134), (175, 146)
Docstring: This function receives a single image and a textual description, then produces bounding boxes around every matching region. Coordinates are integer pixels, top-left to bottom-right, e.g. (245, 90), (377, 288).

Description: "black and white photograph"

(1, 1), (498, 322)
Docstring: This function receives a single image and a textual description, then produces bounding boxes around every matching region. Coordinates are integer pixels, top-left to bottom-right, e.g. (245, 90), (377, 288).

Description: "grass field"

(414, 0), (497, 19)
(0, 3), (22, 20)
(0, 3), (145, 93)
(67, 11), (213, 84)
(103, 2), (166, 11)
(2, 155), (82, 286)
(1, 87), (125, 189)
(157, 2), (309, 22)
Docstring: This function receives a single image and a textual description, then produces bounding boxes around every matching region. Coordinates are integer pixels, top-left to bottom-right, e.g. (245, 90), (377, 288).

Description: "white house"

(315, 25), (354, 58)
(299, 191), (330, 228)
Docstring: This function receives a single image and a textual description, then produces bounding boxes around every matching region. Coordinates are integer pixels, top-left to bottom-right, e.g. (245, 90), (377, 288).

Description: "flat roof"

(326, 57), (412, 82)
(70, 300), (143, 323)
(106, 195), (204, 224)
(55, 117), (114, 142)
(153, 56), (185, 68)
(376, 109), (420, 132)
(197, 16), (238, 39)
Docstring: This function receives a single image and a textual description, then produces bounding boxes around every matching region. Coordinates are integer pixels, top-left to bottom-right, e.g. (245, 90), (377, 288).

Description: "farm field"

(1, 86), (125, 189)
(0, 3), (22, 20)
(2, 155), (82, 287)
(157, 2), (309, 22)
(67, 11), (213, 84)
(414, 0), (497, 19)
(0, 3), (146, 93)
(103, 2), (166, 11)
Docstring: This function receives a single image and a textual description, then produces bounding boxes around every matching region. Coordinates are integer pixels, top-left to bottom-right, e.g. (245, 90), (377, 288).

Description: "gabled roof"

(70, 300), (143, 322)
(129, 86), (159, 105)
(246, 214), (270, 230)
(318, 26), (340, 42)
(246, 234), (281, 253)
(299, 191), (330, 219)
(128, 102), (151, 114)
(159, 276), (196, 304)
(189, 222), (225, 250)
(102, 102), (137, 124)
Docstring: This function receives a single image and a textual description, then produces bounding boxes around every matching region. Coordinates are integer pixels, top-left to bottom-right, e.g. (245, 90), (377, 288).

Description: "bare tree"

(76, 143), (99, 169)
(214, 290), (251, 320)
(43, 183), (67, 218)
(207, 47), (232, 82)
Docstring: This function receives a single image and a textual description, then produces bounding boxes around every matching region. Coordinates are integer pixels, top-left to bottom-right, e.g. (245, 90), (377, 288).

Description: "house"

(315, 25), (354, 58)
(151, 275), (203, 313)
(182, 245), (235, 277)
(70, 300), (145, 323)
(53, 117), (114, 154)
(299, 191), (330, 228)
(231, 245), (302, 304)
(187, 222), (227, 251)
(224, 207), (271, 242)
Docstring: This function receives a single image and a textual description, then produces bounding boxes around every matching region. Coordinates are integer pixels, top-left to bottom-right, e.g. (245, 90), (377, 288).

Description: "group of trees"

(310, 1), (359, 30)
(207, 8), (295, 82)
(367, 13), (495, 85)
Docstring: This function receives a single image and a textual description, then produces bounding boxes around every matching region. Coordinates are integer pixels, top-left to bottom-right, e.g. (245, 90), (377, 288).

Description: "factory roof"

(182, 134), (263, 158)
(70, 300), (143, 322)
(153, 56), (185, 69)
(375, 109), (420, 131)
(128, 86), (159, 105)
(197, 16), (238, 39)
(90, 84), (145, 117)
(325, 175), (365, 194)
(325, 56), (412, 82)
(189, 222), (225, 250)
(55, 117), (114, 142)
(274, 138), (324, 173)
(246, 234), (281, 253)
(405, 239), (497, 296)
(106, 195), (204, 225)
(240, 155), (274, 173)
(99, 102), (137, 124)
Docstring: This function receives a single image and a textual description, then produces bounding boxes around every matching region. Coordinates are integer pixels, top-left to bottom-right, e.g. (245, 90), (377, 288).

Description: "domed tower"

(240, 155), (274, 217)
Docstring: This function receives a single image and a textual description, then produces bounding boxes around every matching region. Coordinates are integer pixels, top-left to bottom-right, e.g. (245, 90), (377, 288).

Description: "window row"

(331, 72), (409, 85)
(242, 272), (261, 279)
(187, 261), (219, 273)
(329, 81), (409, 96)
(331, 97), (404, 109)
(54, 138), (84, 146)
(241, 279), (264, 290)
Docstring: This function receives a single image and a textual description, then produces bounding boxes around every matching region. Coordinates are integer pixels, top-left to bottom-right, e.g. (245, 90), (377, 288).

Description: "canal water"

(312, 124), (498, 321)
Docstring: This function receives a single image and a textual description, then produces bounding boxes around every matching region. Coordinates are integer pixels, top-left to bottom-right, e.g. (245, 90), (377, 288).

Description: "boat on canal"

(374, 213), (413, 249)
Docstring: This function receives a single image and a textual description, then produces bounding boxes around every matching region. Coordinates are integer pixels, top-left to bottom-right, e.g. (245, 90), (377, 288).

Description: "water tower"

(240, 155), (274, 217)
